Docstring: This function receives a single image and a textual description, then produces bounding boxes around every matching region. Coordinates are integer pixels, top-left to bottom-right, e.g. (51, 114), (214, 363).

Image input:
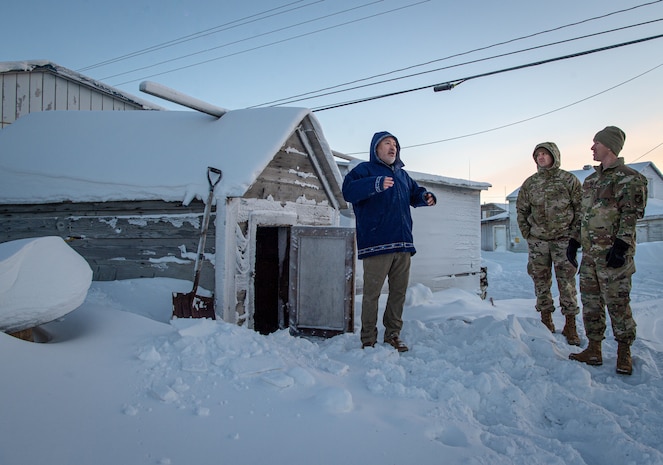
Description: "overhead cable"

(311, 33), (663, 112)
(77, 0), (322, 72)
(253, 0), (663, 107)
(276, 17), (663, 106)
(341, 62), (663, 155)
(110, 0), (430, 86)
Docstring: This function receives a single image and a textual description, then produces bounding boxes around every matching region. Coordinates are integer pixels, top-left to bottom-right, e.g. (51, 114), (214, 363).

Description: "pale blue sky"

(4, 0), (663, 202)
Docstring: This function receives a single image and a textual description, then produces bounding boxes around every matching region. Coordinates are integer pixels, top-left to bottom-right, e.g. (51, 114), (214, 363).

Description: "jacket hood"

(532, 142), (561, 170)
(370, 131), (404, 169)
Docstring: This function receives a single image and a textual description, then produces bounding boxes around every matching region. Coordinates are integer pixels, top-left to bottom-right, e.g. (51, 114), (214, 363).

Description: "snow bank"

(0, 236), (92, 333)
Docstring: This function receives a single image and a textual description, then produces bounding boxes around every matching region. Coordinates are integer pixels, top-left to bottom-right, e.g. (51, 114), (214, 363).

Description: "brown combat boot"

(569, 340), (602, 366)
(540, 311), (555, 333)
(562, 315), (580, 346)
(616, 342), (632, 375)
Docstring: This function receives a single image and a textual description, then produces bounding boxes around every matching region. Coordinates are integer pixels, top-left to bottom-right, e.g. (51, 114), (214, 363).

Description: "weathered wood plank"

(54, 76), (68, 110)
(90, 92), (103, 110)
(15, 73), (30, 119)
(0, 199), (216, 289)
(244, 149), (327, 203)
(102, 94), (113, 110)
(0, 200), (205, 216)
(67, 80), (79, 110)
(29, 72), (44, 113)
(42, 72), (56, 111)
(2, 74), (17, 123)
(79, 86), (92, 111)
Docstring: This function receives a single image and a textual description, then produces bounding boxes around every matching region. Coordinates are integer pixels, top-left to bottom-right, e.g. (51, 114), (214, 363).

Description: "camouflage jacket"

(516, 142), (582, 242)
(580, 158), (648, 257)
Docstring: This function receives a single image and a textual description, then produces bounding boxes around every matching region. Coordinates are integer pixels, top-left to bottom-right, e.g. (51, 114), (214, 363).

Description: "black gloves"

(606, 238), (629, 268)
(566, 238), (581, 268)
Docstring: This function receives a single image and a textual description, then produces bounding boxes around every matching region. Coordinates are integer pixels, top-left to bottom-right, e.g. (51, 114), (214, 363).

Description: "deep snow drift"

(0, 236), (92, 333)
(1, 241), (662, 465)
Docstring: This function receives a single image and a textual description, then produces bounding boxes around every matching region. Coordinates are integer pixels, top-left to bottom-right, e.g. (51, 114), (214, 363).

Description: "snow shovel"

(172, 166), (223, 320)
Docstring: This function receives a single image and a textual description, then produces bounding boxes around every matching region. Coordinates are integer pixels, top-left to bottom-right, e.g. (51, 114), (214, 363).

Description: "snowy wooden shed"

(0, 109), (354, 336)
(337, 161), (490, 295)
(0, 60), (164, 129)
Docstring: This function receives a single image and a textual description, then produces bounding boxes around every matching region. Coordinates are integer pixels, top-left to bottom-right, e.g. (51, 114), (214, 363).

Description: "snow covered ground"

(1, 241), (662, 465)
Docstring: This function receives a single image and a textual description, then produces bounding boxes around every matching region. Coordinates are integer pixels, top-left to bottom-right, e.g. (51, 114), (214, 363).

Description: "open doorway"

(253, 226), (290, 334)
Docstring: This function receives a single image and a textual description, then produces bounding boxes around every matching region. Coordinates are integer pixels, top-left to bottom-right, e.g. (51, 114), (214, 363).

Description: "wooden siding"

(1, 70), (145, 128)
(0, 200), (216, 289)
(244, 132), (329, 204)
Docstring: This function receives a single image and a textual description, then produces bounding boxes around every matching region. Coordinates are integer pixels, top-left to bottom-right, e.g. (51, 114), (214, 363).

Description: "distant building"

(0, 60), (163, 128)
(480, 203), (509, 252)
(507, 162), (663, 252)
(481, 202), (507, 219)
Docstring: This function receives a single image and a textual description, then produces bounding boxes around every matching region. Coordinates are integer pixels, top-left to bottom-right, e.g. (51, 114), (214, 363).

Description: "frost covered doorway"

(253, 226), (291, 335)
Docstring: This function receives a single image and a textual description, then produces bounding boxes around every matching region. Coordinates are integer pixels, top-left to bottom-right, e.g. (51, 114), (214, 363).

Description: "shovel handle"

(191, 166), (222, 293)
(207, 167), (222, 189)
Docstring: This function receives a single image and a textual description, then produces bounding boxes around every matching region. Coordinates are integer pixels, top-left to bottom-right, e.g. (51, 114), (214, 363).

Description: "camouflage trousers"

(526, 237), (579, 316)
(579, 253), (637, 344)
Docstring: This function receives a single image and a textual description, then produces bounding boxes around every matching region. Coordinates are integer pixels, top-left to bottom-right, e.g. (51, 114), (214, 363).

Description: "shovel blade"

(172, 292), (216, 320)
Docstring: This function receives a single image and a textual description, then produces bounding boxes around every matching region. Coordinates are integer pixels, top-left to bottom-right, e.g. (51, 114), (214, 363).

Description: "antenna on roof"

(139, 81), (228, 118)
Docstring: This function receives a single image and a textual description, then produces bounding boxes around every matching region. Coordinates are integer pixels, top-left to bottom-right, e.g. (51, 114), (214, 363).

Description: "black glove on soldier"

(566, 238), (581, 268)
(606, 238), (629, 268)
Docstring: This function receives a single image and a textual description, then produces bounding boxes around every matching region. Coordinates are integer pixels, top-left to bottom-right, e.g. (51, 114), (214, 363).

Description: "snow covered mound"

(0, 236), (92, 333)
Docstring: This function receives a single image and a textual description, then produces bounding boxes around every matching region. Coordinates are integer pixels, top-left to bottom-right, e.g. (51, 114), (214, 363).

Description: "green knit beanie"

(594, 126), (626, 155)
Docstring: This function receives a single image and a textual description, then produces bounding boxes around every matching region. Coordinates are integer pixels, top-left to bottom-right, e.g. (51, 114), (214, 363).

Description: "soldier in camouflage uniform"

(568, 126), (648, 375)
(516, 142), (582, 345)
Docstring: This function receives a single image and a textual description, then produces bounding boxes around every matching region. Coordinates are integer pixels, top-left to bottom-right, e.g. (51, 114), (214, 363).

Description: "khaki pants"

(360, 252), (411, 345)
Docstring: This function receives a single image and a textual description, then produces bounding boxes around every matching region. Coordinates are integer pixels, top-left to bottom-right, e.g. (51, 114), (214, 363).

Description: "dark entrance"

(253, 226), (290, 334)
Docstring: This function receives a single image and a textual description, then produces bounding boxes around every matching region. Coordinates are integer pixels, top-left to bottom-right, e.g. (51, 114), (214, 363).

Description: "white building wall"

(1, 67), (156, 128)
(640, 164), (663, 200)
(412, 184), (482, 293)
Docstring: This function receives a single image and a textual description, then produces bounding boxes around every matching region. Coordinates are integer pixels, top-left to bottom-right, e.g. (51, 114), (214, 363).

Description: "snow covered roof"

(0, 107), (336, 205)
(481, 211), (509, 223)
(506, 162), (662, 199)
(336, 160), (490, 191)
(406, 169), (490, 191)
(0, 60), (165, 111)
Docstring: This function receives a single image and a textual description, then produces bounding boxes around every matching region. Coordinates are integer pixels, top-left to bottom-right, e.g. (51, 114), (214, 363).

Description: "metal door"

(288, 226), (355, 337)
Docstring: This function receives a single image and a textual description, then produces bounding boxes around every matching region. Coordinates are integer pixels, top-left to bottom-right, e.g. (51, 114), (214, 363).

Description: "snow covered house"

(480, 203), (509, 252)
(0, 60), (164, 129)
(507, 162), (663, 252)
(337, 161), (491, 295)
(0, 109), (354, 336)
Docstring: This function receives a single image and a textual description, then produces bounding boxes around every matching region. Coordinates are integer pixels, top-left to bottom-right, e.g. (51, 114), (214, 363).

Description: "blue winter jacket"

(342, 131), (436, 259)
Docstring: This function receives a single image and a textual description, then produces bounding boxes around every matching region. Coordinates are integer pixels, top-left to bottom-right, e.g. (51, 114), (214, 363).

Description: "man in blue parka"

(342, 131), (436, 351)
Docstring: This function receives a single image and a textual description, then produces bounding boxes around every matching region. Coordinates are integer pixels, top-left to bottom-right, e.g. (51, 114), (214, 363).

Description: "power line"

(252, 0), (663, 107)
(110, 0), (430, 86)
(103, 0), (385, 81)
(77, 1), (321, 72)
(311, 33), (663, 112)
(341, 61), (663, 156)
(631, 142), (663, 162)
(277, 17), (663, 107)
